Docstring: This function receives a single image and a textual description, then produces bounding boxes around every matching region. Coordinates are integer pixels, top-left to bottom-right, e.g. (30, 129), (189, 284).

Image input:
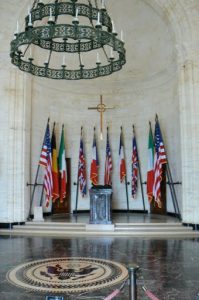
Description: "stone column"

(177, 44), (199, 224)
(0, 67), (32, 223)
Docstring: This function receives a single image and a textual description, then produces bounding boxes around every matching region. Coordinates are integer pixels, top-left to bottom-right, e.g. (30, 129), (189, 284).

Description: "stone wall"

(30, 0), (180, 214)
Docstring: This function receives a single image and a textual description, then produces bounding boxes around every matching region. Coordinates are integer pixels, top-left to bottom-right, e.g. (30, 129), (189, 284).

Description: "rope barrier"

(75, 266), (160, 300)
(103, 289), (120, 300)
(142, 286), (160, 300)
(75, 279), (127, 300)
(103, 279), (127, 300)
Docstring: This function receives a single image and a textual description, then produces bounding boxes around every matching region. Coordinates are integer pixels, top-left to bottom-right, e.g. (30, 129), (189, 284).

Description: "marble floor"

(0, 214), (199, 299)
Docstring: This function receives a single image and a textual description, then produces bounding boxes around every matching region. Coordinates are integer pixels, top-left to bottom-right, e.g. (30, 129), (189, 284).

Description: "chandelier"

(10, 0), (126, 80)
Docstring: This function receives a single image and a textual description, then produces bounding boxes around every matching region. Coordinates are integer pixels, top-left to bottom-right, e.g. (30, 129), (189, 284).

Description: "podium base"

(33, 206), (44, 222)
(86, 224), (115, 231)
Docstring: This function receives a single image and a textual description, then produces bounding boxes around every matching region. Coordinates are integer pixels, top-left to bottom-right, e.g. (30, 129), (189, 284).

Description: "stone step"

(12, 222), (191, 233)
(115, 226), (192, 232)
(1, 221), (195, 237)
(25, 221), (86, 226)
(0, 228), (199, 237)
(13, 225), (85, 231)
(13, 222), (192, 232)
(24, 222), (182, 227)
(115, 222), (182, 227)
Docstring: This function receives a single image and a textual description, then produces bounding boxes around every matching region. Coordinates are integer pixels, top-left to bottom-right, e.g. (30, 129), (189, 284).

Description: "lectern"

(89, 186), (112, 224)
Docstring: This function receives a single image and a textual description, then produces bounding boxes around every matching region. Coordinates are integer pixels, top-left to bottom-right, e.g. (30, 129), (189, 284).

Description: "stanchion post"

(128, 264), (139, 300)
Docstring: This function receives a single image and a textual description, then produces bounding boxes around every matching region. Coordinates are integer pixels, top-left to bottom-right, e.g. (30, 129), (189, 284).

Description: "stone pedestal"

(33, 206), (44, 222)
(89, 186), (112, 224)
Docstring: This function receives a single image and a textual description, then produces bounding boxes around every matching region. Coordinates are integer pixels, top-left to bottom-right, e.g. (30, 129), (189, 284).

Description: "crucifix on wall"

(88, 95), (115, 139)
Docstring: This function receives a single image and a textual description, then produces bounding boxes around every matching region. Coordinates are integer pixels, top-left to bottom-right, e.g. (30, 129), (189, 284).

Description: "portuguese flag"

(147, 124), (154, 202)
(51, 124), (59, 202)
(58, 125), (67, 203)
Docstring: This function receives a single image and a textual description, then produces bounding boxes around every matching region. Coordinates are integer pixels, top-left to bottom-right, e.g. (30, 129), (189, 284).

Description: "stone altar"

(89, 186), (112, 224)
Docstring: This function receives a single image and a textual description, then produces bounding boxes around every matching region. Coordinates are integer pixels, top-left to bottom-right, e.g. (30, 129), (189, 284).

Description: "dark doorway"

(52, 158), (71, 214)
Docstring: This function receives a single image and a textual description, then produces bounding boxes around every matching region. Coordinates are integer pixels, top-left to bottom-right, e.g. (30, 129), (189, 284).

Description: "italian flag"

(147, 125), (154, 202)
(58, 126), (67, 203)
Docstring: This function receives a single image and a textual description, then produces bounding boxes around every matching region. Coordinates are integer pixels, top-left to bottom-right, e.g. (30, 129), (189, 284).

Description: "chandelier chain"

(31, 0), (39, 11)
(95, 0), (98, 9)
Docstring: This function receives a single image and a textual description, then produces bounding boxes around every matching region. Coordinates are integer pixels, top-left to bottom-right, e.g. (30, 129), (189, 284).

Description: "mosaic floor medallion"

(6, 257), (128, 294)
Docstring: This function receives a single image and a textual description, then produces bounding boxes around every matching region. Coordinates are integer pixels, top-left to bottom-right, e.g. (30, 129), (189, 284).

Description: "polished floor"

(0, 214), (199, 299)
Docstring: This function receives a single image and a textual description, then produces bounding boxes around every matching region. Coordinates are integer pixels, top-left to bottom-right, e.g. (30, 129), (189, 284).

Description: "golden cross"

(88, 95), (115, 139)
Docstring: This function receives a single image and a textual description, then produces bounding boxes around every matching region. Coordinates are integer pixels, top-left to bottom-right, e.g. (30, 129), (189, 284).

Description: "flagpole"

(27, 118), (50, 220)
(125, 176), (129, 211)
(155, 114), (181, 220)
(39, 185), (45, 206)
(133, 125), (146, 211)
(121, 126), (129, 211)
(74, 126), (83, 213)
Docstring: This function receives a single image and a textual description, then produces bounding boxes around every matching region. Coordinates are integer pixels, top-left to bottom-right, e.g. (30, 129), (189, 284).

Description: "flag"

(90, 130), (99, 185)
(39, 122), (53, 208)
(78, 133), (87, 197)
(147, 125), (154, 202)
(153, 120), (167, 208)
(104, 130), (112, 185)
(119, 130), (126, 183)
(51, 124), (59, 202)
(132, 135), (138, 198)
(58, 126), (67, 203)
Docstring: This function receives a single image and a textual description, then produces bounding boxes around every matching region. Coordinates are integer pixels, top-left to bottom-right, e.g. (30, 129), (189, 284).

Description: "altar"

(89, 186), (112, 225)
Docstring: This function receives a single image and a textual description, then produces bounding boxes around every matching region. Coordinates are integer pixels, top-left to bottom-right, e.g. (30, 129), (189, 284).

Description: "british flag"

(78, 135), (87, 197)
(132, 136), (138, 198)
(39, 123), (53, 208)
(153, 120), (167, 207)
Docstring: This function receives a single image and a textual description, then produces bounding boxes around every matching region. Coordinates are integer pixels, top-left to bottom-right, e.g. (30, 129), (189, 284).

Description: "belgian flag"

(51, 123), (59, 202)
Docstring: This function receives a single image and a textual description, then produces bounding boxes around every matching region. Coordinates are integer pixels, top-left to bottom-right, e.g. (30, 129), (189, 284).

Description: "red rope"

(143, 287), (160, 300)
(103, 289), (120, 300)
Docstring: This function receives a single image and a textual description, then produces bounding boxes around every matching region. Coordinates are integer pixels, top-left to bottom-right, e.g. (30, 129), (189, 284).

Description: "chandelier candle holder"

(10, 0), (126, 80)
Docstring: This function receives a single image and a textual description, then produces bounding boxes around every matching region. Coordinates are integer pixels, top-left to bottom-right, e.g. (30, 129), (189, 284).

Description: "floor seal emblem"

(7, 257), (128, 294)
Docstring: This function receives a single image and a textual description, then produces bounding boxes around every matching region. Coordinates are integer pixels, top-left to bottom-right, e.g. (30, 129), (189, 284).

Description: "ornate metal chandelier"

(10, 0), (126, 80)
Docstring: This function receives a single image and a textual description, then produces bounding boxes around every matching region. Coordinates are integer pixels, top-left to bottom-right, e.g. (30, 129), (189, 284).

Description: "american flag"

(39, 123), (53, 207)
(119, 130), (126, 183)
(132, 136), (138, 198)
(153, 120), (167, 208)
(104, 130), (112, 185)
(78, 135), (87, 197)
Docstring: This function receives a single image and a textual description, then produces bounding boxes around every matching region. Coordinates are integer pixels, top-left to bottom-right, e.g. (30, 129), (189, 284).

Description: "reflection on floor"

(0, 214), (199, 299)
